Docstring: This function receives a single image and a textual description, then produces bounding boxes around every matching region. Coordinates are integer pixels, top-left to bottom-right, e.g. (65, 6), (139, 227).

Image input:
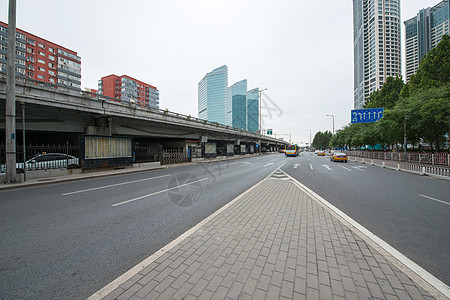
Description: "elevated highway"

(0, 76), (287, 155)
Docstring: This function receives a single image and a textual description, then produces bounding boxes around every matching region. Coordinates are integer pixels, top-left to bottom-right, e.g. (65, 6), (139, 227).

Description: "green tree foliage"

(338, 35), (450, 151)
(407, 34), (450, 92)
(364, 75), (404, 109)
(312, 131), (333, 149)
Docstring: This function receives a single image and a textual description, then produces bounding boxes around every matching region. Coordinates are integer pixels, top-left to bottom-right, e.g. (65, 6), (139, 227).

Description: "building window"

(38, 59), (45, 64)
(37, 74), (44, 79)
(38, 67), (45, 72)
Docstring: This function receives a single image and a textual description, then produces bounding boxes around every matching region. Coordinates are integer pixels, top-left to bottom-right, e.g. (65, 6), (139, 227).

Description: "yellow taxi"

(330, 152), (348, 162)
(317, 150), (325, 156)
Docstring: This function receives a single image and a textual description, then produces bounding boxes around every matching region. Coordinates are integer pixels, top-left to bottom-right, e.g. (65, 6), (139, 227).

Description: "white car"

(0, 153), (79, 173)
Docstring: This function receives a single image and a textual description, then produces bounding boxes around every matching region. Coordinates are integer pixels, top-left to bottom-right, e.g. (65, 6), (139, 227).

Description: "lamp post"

(5, 0), (18, 183)
(258, 88), (267, 154)
(306, 129), (312, 149)
(326, 114), (335, 135)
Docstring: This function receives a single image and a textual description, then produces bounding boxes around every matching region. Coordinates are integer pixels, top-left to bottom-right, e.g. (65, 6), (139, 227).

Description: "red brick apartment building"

(0, 20), (81, 90)
(98, 74), (159, 109)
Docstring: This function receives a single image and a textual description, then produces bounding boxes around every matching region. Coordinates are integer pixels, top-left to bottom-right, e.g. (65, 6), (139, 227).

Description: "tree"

(364, 75), (404, 109)
(410, 86), (450, 150)
(312, 131), (333, 149)
(408, 34), (450, 93)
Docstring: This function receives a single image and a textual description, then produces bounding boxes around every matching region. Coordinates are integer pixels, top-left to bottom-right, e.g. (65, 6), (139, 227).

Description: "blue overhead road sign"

(351, 108), (384, 124)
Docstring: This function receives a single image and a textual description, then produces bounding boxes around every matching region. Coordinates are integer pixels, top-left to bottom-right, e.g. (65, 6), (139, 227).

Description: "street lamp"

(306, 129), (311, 149)
(326, 114), (335, 135)
(258, 88), (267, 154)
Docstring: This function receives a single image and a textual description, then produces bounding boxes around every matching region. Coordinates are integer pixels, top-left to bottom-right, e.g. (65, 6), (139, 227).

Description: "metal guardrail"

(346, 151), (450, 167)
(348, 155), (450, 178)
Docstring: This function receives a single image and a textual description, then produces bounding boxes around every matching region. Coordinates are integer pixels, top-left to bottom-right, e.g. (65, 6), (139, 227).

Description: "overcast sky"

(1, 0), (441, 145)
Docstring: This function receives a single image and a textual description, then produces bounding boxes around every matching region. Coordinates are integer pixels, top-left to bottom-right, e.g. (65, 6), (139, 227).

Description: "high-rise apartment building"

(404, 0), (449, 82)
(228, 79), (247, 130)
(353, 0), (402, 109)
(198, 65), (229, 125)
(0, 21), (81, 90)
(247, 88), (259, 133)
(98, 74), (159, 109)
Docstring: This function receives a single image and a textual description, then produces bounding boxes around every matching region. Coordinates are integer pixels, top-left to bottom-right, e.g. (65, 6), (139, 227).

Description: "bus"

(285, 144), (299, 157)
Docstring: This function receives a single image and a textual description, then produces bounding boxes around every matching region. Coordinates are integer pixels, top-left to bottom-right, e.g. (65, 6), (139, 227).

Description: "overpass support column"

(86, 116), (113, 136)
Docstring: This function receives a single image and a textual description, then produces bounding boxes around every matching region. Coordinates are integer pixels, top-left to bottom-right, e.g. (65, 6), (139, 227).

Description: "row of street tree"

(327, 35), (449, 152)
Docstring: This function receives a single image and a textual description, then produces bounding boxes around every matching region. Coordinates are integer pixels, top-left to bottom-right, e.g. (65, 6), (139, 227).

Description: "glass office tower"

(228, 79), (248, 130)
(247, 88), (259, 133)
(353, 0), (402, 109)
(404, 1), (449, 82)
(198, 65), (229, 125)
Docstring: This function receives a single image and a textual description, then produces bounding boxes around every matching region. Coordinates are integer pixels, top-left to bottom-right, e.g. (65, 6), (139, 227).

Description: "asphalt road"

(0, 154), (286, 300)
(0, 152), (448, 299)
(281, 151), (450, 286)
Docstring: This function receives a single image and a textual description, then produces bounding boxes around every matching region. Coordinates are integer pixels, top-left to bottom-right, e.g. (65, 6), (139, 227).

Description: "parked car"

(0, 153), (80, 173)
(330, 152), (348, 162)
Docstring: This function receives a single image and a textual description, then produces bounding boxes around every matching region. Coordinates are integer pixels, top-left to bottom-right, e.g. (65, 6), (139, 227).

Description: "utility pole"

(5, 0), (18, 183)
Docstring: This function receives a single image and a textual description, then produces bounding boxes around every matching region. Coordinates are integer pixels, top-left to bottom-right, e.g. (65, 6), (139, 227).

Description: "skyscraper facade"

(353, 0), (402, 109)
(404, 0), (449, 82)
(247, 88), (259, 133)
(0, 21), (81, 90)
(98, 74), (159, 109)
(229, 79), (247, 130)
(198, 65), (229, 125)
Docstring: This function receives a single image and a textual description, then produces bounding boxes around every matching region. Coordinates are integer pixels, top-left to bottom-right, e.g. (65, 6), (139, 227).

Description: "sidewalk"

(88, 170), (447, 300)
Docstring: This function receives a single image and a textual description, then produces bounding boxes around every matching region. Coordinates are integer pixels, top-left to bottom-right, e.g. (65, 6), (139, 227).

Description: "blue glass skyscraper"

(247, 88), (259, 133)
(404, 1), (449, 82)
(198, 65), (229, 125)
(229, 79), (247, 130)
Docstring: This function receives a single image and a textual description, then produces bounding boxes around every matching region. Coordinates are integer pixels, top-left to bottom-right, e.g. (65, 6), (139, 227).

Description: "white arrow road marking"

(263, 163), (274, 168)
(339, 165), (352, 171)
(352, 166), (367, 171)
(322, 165), (332, 171)
(293, 164), (300, 169)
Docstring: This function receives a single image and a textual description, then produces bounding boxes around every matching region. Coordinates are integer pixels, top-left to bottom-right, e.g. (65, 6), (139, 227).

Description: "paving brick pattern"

(102, 177), (434, 300)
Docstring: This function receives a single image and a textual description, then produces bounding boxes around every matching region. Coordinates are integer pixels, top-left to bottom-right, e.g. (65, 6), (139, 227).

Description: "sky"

(1, 0), (441, 145)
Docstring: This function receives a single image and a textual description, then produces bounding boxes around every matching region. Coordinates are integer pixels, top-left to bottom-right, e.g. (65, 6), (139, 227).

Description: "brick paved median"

(94, 173), (436, 300)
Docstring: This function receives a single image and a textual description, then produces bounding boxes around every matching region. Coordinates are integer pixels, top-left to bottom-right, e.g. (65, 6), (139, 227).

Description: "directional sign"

(351, 108), (384, 124)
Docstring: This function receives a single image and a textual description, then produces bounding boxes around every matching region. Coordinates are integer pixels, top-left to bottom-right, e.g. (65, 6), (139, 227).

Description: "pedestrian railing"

(348, 154), (450, 178)
(346, 151), (450, 167)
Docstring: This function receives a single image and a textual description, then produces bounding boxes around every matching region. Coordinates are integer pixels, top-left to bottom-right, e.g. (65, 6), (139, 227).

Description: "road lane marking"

(112, 177), (209, 207)
(62, 174), (171, 196)
(339, 165), (352, 171)
(279, 169), (450, 299)
(352, 166), (367, 172)
(293, 164), (300, 169)
(88, 176), (267, 300)
(322, 165), (332, 171)
(310, 164), (313, 170)
(418, 194), (450, 206)
(263, 163), (274, 167)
